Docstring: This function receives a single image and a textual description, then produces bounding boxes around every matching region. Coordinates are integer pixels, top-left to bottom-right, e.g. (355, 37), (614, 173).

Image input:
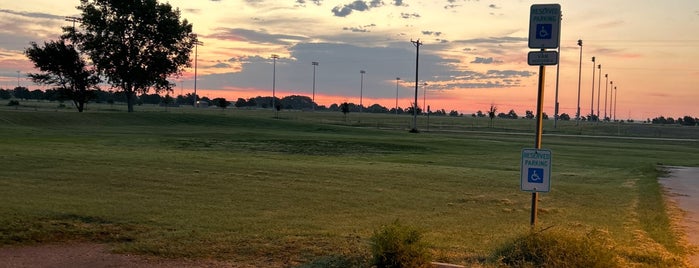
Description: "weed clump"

(370, 221), (432, 268)
(493, 228), (619, 268)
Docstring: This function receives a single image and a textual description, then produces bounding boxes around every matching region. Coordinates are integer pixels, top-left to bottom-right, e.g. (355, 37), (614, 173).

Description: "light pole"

(609, 81), (614, 121)
(312, 61), (318, 111)
(576, 40), (583, 124)
(590, 56), (596, 121)
(604, 74), (609, 121)
(271, 54), (279, 111)
(597, 64), (602, 120)
(410, 39), (422, 133)
(359, 70), (365, 113)
(193, 36), (203, 108)
(613, 86), (618, 122)
(553, 41), (561, 128)
(422, 82), (427, 115)
(395, 77), (400, 115)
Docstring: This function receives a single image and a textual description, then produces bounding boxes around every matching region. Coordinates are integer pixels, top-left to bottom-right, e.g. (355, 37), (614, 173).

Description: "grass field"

(1, 101), (698, 266)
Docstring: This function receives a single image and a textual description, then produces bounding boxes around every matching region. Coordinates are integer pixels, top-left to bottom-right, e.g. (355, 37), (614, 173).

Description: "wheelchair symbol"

(528, 168), (544, 183)
(536, 24), (552, 40)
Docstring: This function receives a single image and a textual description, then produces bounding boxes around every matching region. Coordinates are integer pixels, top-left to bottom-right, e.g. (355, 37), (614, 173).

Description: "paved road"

(660, 166), (699, 266)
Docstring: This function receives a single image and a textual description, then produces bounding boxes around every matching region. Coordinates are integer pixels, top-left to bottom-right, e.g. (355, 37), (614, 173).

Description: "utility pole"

(271, 54), (279, 113)
(193, 35), (203, 107)
(410, 39), (422, 133)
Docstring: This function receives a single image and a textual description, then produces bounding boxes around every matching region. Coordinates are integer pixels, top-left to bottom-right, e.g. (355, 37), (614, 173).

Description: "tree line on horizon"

(4, 86), (697, 126)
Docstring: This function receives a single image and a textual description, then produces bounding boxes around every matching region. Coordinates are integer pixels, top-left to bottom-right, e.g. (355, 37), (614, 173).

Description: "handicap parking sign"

(536, 24), (552, 39)
(521, 148), (551, 192)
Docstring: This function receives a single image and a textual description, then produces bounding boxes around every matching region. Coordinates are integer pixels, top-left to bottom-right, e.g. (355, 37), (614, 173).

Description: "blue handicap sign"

(536, 24), (552, 39)
(528, 168), (544, 183)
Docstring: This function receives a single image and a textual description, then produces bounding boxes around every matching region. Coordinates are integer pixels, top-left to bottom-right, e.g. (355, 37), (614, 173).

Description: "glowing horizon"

(0, 1), (698, 120)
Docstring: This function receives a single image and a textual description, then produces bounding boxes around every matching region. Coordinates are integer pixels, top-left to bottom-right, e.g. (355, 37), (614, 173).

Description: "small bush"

(370, 221), (432, 268)
(493, 228), (619, 268)
(7, 100), (19, 106)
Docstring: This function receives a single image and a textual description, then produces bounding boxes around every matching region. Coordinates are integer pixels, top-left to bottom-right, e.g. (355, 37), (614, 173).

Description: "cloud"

(210, 62), (231, 69)
(343, 24), (376, 32)
(332, 1), (370, 17)
(486, 70), (534, 78)
(421, 31), (442, 36)
(296, 0), (323, 6)
(471, 57), (503, 64)
(369, 0), (384, 8)
(197, 42), (535, 99)
(400, 12), (421, 19)
(208, 28), (308, 45)
(0, 9), (64, 20)
(454, 36), (528, 45)
(393, 0), (405, 6)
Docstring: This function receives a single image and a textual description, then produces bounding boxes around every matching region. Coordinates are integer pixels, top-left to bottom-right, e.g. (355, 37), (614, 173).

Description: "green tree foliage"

(25, 40), (100, 112)
(212, 97), (229, 109)
(68, 0), (196, 112)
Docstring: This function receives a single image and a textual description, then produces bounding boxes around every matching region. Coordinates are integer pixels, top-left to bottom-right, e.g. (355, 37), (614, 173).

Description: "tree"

(507, 109), (518, 119)
(25, 40), (100, 112)
(68, 0), (196, 112)
(559, 113), (571, 121)
(212, 97), (229, 109)
(682, 116), (696, 126)
(340, 102), (350, 122)
(488, 104), (497, 127)
(234, 98), (247, 108)
(525, 110), (535, 119)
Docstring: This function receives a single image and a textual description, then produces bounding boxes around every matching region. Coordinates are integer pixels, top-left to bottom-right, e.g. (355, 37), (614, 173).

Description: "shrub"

(7, 100), (19, 106)
(493, 228), (619, 268)
(370, 221), (432, 268)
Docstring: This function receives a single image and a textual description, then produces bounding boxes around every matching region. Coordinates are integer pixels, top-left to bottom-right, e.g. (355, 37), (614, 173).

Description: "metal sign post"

(526, 3), (560, 228)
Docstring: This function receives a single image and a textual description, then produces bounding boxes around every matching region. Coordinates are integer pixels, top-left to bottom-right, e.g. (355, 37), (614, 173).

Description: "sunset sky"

(1, 0), (697, 120)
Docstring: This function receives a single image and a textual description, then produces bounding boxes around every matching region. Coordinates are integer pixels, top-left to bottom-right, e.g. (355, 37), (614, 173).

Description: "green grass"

(0, 106), (697, 266)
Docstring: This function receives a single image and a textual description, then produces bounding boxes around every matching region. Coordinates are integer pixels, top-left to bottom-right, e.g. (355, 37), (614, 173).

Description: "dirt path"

(660, 166), (699, 267)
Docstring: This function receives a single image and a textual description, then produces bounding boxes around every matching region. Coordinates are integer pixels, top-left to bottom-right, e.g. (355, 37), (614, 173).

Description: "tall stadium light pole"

(410, 39), (422, 133)
(597, 64), (602, 120)
(359, 70), (365, 113)
(553, 43), (561, 128)
(271, 54), (279, 111)
(590, 56), (596, 121)
(613, 86), (618, 122)
(604, 74), (609, 121)
(312, 61), (318, 111)
(193, 36), (203, 108)
(576, 40), (583, 124)
(609, 81), (614, 121)
(422, 82), (427, 115)
(395, 77), (400, 115)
